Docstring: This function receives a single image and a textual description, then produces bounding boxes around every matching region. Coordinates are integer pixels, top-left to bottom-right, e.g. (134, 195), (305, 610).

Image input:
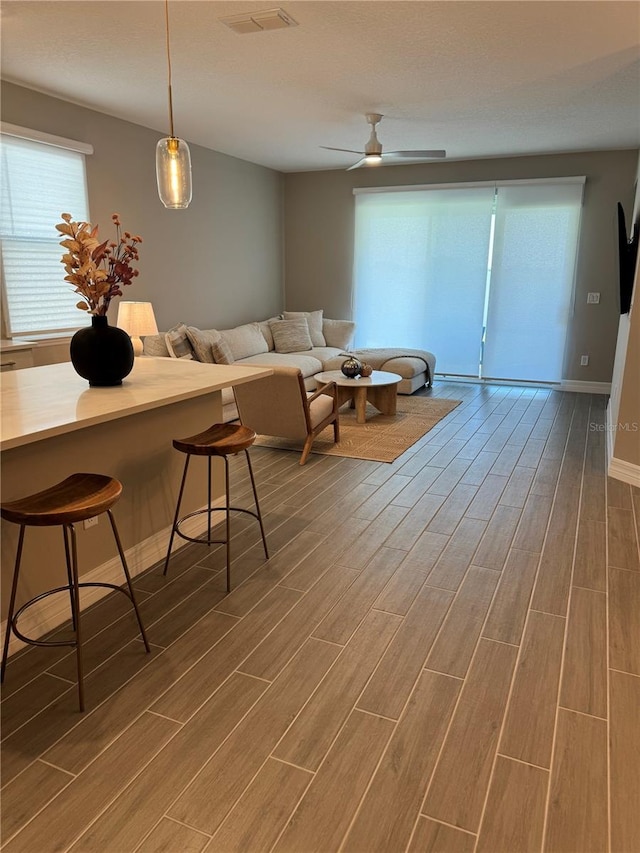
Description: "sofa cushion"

(307, 346), (345, 363)
(270, 318), (313, 354)
(185, 327), (220, 363)
(283, 309), (325, 346)
(238, 351), (324, 377)
(380, 356), (428, 380)
(219, 323), (268, 361)
(322, 318), (355, 349)
(211, 338), (235, 365)
(165, 323), (195, 359)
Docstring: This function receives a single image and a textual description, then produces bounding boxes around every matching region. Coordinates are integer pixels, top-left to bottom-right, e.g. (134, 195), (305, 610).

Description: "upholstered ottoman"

(322, 348), (436, 395)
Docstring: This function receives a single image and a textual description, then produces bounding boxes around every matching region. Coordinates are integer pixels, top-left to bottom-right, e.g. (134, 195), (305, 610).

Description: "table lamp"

(116, 301), (158, 357)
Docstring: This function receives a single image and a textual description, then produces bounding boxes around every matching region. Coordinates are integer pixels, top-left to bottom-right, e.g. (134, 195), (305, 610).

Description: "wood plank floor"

(2, 381), (639, 853)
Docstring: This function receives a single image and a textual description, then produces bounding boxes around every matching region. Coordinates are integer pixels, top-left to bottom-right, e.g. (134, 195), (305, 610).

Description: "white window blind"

(1, 132), (91, 336)
(482, 183), (583, 382)
(353, 179), (584, 383)
(353, 187), (495, 375)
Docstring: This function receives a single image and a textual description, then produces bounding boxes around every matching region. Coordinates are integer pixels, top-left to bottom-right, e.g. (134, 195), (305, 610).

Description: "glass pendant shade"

(156, 136), (192, 209)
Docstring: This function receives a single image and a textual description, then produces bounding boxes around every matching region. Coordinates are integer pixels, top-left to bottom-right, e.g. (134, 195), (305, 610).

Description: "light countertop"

(1, 358), (271, 451)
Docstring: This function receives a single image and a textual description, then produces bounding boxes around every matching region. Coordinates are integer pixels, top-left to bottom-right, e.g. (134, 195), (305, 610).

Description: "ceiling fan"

(321, 113), (446, 170)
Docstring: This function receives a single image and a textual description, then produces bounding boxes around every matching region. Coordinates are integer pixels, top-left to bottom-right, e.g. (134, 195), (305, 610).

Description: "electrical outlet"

(587, 292), (600, 304)
(580, 355), (589, 366)
(83, 516), (99, 530)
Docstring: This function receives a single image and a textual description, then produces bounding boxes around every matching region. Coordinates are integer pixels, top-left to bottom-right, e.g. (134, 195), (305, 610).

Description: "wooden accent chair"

(233, 366), (340, 465)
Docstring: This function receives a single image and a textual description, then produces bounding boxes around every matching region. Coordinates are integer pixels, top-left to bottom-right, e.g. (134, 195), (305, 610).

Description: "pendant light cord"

(164, 0), (175, 138)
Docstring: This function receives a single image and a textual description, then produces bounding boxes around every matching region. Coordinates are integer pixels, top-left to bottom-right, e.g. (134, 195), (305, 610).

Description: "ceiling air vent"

(220, 8), (298, 34)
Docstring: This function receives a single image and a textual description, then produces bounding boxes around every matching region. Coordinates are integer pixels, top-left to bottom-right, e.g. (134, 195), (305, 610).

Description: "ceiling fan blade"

(346, 158), (368, 171)
(320, 146), (366, 155)
(383, 150), (447, 160)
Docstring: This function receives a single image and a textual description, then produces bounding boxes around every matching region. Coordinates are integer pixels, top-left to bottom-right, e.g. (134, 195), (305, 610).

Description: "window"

(353, 179), (584, 384)
(1, 126), (93, 337)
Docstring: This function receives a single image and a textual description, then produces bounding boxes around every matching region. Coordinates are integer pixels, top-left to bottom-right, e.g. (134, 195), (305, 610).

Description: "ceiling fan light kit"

(322, 113), (447, 171)
(156, 0), (192, 209)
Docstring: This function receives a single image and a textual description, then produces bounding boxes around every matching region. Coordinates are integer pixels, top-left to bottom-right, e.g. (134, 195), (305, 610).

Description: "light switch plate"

(587, 292), (600, 304)
(580, 355), (589, 366)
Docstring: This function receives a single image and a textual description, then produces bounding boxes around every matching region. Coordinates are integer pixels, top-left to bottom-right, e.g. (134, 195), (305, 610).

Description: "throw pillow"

(258, 316), (281, 351)
(269, 317), (313, 353)
(165, 323), (195, 359)
(283, 309), (326, 346)
(219, 322), (269, 361)
(185, 327), (221, 363)
(211, 338), (235, 365)
(142, 333), (171, 358)
(323, 318), (355, 349)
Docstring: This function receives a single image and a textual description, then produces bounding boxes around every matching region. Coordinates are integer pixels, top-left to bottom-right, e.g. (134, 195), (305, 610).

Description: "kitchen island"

(1, 357), (271, 648)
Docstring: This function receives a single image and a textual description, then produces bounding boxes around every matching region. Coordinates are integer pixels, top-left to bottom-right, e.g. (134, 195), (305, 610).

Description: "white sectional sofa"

(142, 310), (436, 423)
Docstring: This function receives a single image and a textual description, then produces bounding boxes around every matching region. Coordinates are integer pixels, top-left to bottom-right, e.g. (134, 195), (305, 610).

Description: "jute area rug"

(254, 395), (462, 463)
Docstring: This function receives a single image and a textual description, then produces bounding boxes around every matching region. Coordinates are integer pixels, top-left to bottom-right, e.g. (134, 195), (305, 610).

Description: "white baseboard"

(606, 399), (615, 470)
(558, 380), (611, 394)
(2, 499), (224, 658)
(608, 456), (640, 488)
(605, 398), (639, 486)
(435, 376), (611, 395)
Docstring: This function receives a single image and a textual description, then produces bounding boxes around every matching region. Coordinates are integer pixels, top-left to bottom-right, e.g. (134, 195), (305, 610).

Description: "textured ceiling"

(1, 1), (639, 172)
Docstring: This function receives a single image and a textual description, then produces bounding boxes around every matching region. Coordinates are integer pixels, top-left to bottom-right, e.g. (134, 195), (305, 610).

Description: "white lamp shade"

(156, 137), (192, 209)
(117, 301), (158, 356)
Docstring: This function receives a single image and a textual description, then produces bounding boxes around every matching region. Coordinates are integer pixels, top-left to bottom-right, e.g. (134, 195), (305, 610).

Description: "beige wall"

(1, 82), (284, 335)
(284, 150), (638, 383)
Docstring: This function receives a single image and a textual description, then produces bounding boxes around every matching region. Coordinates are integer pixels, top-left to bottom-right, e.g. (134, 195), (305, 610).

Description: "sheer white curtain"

(353, 187), (495, 375)
(483, 182), (583, 382)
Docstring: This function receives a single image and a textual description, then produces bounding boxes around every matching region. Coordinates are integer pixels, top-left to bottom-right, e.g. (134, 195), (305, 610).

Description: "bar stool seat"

(1, 473), (150, 712)
(172, 423), (257, 457)
(1, 473), (122, 525)
(164, 423), (269, 592)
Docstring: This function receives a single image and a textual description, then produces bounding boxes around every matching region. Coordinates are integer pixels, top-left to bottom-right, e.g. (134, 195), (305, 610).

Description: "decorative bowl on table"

(341, 356), (362, 378)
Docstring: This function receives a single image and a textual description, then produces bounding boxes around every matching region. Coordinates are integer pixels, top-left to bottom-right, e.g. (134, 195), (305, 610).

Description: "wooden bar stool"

(1, 473), (150, 712)
(163, 423), (269, 592)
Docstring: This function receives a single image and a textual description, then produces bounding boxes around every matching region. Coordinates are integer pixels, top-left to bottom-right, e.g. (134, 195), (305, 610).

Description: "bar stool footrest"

(174, 506), (263, 547)
(11, 582), (141, 649)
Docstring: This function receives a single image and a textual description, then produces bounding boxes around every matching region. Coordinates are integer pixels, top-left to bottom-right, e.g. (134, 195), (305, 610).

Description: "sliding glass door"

(353, 179), (583, 384)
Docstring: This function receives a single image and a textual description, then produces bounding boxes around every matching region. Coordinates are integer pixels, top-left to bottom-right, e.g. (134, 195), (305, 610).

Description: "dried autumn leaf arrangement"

(56, 213), (142, 316)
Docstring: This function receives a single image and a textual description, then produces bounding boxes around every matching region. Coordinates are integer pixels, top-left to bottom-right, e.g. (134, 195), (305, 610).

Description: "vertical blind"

(1, 133), (91, 336)
(353, 180), (584, 383)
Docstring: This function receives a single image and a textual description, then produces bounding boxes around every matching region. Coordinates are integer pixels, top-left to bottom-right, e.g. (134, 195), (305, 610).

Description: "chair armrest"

(307, 381), (336, 405)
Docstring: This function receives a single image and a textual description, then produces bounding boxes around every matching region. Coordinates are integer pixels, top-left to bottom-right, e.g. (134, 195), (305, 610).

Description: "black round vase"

(70, 315), (134, 387)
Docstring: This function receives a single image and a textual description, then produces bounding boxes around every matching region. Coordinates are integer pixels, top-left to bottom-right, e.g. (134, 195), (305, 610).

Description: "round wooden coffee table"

(314, 370), (402, 424)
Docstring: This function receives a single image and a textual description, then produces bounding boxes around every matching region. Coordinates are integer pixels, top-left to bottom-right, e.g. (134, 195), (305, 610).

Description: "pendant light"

(156, 0), (192, 209)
